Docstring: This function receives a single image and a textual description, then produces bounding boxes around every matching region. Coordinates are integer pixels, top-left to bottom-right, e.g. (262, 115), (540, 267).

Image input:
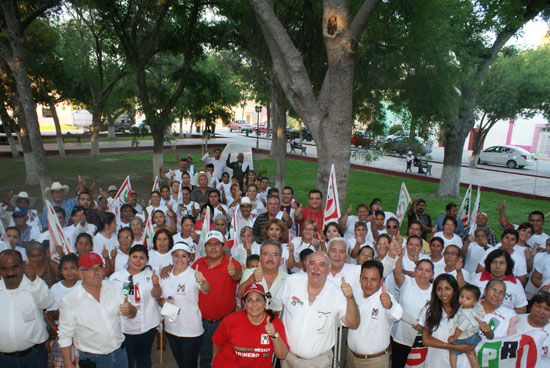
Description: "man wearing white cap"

(41, 182), (77, 229)
(0, 191), (41, 230)
(191, 230), (241, 368)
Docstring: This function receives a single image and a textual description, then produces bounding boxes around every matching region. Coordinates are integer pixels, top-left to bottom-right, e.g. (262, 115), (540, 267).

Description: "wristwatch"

(271, 331), (279, 339)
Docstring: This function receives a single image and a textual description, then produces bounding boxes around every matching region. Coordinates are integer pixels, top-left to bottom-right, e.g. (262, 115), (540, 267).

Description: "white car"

(478, 145), (535, 169)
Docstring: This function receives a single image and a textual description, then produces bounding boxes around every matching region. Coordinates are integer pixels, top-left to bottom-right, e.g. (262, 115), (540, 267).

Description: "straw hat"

(193, 171), (212, 186)
(45, 182), (69, 194)
(240, 196), (257, 211)
(10, 191), (35, 207)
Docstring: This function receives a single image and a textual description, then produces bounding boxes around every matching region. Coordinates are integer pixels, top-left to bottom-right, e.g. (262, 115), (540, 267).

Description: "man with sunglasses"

(237, 239), (288, 308)
(58, 253), (137, 368)
(12, 207), (41, 248)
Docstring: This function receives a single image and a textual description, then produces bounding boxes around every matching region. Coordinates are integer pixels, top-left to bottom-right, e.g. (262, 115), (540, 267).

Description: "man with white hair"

(272, 251), (360, 367)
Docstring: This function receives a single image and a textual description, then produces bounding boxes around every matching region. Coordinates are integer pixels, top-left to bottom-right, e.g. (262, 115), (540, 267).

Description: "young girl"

(46, 254), (80, 368)
(149, 228), (174, 273)
(173, 215), (200, 255)
(152, 209), (177, 234)
(374, 234), (392, 261)
(290, 220), (321, 272)
(428, 237), (446, 275)
(257, 218), (294, 271)
(74, 233), (93, 257)
(231, 226), (255, 267)
(218, 172), (232, 205)
(356, 245), (375, 266)
(113, 227), (134, 272)
(130, 217), (145, 245)
(349, 221), (369, 263)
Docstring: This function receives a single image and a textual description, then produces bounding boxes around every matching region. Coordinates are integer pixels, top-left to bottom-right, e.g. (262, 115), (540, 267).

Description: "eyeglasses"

(487, 288), (505, 296)
(261, 252), (281, 257)
(265, 292), (272, 300)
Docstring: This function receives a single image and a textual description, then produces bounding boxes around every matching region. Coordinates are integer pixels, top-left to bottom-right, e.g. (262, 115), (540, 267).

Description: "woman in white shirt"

(231, 226), (254, 267)
(290, 220), (321, 271)
(159, 242), (210, 368)
(109, 244), (162, 368)
(93, 212), (118, 275)
(112, 227), (133, 272)
(131, 217), (145, 246)
(149, 228), (174, 273)
(433, 216), (463, 249)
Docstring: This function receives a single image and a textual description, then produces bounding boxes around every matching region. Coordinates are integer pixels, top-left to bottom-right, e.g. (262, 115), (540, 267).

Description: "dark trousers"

(199, 319), (221, 368)
(166, 333), (201, 368)
(391, 340), (412, 368)
(124, 327), (156, 368)
(78, 346), (128, 368)
(0, 343), (48, 368)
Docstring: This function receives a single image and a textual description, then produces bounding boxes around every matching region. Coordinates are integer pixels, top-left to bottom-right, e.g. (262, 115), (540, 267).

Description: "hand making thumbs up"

(227, 256), (236, 277)
(253, 264), (264, 283)
(119, 296), (136, 317)
(341, 277), (353, 299)
(380, 285), (392, 309)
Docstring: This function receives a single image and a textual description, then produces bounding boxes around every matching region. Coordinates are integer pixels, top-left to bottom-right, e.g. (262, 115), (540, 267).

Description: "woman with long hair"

(149, 228), (175, 273)
(258, 218), (294, 271)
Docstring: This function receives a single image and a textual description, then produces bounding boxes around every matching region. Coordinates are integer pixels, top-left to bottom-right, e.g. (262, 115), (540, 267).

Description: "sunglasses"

(12, 215), (25, 219)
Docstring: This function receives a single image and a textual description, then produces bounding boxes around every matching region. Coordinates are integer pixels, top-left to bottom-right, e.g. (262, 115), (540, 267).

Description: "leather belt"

(350, 347), (389, 359)
(1, 343), (41, 358)
(203, 317), (224, 324)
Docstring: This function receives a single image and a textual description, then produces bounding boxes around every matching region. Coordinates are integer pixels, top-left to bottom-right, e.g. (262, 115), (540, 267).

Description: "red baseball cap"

(243, 283), (266, 298)
(128, 190), (137, 196)
(78, 253), (104, 269)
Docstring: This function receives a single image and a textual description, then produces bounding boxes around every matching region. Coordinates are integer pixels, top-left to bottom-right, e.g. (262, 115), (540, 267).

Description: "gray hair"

(475, 227), (489, 237)
(308, 250), (331, 267)
(214, 215), (228, 225)
(26, 240), (46, 256)
(260, 239), (282, 254)
(130, 216), (144, 227)
(327, 237), (348, 252)
(240, 226), (253, 236)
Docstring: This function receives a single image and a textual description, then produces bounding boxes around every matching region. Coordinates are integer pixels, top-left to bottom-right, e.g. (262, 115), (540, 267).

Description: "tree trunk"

(152, 128), (165, 180)
(17, 126), (39, 185)
(266, 106), (271, 141)
(469, 128), (484, 168)
(90, 110), (101, 155)
(271, 79), (287, 191)
(0, 103), (20, 158)
(107, 116), (116, 139)
(49, 101), (65, 156)
(179, 117), (184, 136)
(188, 120), (194, 136)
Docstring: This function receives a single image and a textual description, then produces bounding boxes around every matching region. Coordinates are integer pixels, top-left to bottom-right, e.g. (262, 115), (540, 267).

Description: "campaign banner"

(324, 164), (341, 225)
(395, 182), (411, 225)
(45, 199), (71, 258)
(468, 186), (481, 235)
(458, 184), (472, 227)
(476, 329), (548, 367)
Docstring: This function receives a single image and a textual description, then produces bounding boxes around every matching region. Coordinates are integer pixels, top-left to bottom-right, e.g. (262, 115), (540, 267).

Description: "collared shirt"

(202, 153), (227, 180)
(190, 187), (213, 205)
(272, 272), (347, 359)
(109, 268), (161, 334)
(464, 242), (494, 274)
(527, 231), (550, 250)
(0, 275), (53, 353)
(241, 267), (288, 308)
(471, 271), (528, 310)
(192, 255), (242, 320)
(41, 197), (77, 229)
(17, 224), (42, 248)
(348, 286), (402, 355)
(296, 207), (324, 233)
(58, 281), (126, 354)
(478, 244), (527, 277)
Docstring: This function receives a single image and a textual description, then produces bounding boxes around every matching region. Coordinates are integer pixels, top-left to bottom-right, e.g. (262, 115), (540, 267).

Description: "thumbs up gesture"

(195, 269), (205, 284)
(253, 265), (264, 283)
(380, 285), (392, 309)
(341, 277), (353, 299)
(346, 204), (353, 216)
(227, 256), (236, 277)
(120, 296), (135, 317)
(152, 269), (160, 286)
(265, 319), (277, 338)
(475, 316), (492, 336)
(102, 245), (109, 260)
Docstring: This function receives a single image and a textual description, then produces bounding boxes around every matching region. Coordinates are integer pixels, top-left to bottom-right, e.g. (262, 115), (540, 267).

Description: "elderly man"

(58, 252), (136, 368)
(347, 260), (402, 368)
(237, 239), (288, 307)
(191, 230), (242, 368)
(0, 191), (40, 230)
(461, 212), (497, 245)
(0, 249), (53, 367)
(272, 251), (360, 367)
(226, 152), (249, 188)
(252, 196), (292, 243)
(202, 148), (227, 180)
(191, 171), (213, 206)
(229, 197), (256, 242)
(12, 207), (41, 248)
(41, 181), (77, 229)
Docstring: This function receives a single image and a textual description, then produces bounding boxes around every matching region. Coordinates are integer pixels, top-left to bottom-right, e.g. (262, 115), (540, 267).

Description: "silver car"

(478, 145), (535, 169)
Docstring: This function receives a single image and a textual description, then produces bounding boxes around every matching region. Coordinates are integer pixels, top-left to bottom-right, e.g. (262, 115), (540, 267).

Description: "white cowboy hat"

(240, 196), (257, 211)
(193, 171), (212, 186)
(45, 181), (69, 195)
(10, 191), (35, 207)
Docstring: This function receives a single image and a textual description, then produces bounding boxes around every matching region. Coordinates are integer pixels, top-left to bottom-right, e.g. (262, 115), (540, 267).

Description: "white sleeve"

(29, 276), (53, 309)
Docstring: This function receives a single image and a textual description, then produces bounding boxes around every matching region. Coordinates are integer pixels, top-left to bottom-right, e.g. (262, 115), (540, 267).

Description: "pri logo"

(291, 296), (304, 307)
(371, 308), (379, 317)
(260, 334), (270, 345)
(176, 284), (185, 293)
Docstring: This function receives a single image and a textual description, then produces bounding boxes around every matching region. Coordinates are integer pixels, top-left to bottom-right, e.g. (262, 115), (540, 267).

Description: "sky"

(508, 17), (549, 49)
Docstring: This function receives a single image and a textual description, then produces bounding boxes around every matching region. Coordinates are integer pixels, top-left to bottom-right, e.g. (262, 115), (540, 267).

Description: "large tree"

(247, 0), (381, 204)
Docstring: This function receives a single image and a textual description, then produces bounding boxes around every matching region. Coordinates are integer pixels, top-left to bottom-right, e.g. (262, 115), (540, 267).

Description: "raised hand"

(380, 285), (392, 309)
(119, 296), (133, 317)
(110, 247), (118, 260)
(195, 269), (205, 284)
(388, 238), (402, 259)
(346, 204), (353, 216)
(102, 245), (109, 260)
(56, 245), (65, 258)
(152, 269), (160, 286)
(265, 319), (277, 338)
(253, 265), (264, 283)
(5, 190), (13, 203)
(431, 224), (438, 234)
(23, 259), (37, 281)
(497, 200), (506, 212)
(294, 204), (303, 217)
(227, 256), (236, 277)
(341, 277), (353, 299)
(475, 317), (492, 337)
(455, 257), (463, 271)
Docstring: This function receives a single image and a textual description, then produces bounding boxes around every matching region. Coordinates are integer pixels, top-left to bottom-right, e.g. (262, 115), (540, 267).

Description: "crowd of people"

(0, 148), (549, 368)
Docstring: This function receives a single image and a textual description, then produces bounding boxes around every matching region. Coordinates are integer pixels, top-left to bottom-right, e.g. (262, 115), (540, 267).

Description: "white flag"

(458, 184), (472, 227)
(323, 164), (341, 226)
(45, 200), (71, 258)
(469, 186), (481, 235)
(395, 182), (411, 225)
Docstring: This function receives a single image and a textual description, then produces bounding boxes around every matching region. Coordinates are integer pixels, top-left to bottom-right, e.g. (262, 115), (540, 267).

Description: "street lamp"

(255, 105), (262, 149)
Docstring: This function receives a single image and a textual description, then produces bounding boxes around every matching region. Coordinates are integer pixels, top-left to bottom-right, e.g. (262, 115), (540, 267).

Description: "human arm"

(236, 268), (259, 298)
(195, 269), (210, 294)
(266, 318), (289, 360)
(475, 316), (494, 340)
(497, 201), (512, 229)
(120, 296), (138, 319)
(61, 346), (75, 368)
(340, 277), (360, 329)
(151, 270), (162, 299)
(447, 326), (461, 343)
(23, 260), (54, 308)
(227, 257), (242, 281)
(393, 255), (406, 289)
(350, 239), (361, 259)
(212, 344), (221, 360)
(422, 328), (474, 353)
(531, 269), (543, 288)
(339, 205), (353, 228)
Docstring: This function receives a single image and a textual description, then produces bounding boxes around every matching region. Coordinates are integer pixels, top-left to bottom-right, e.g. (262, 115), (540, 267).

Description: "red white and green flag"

(199, 206), (211, 257)
(45, 199), (71, 259)
(458, 184), (472, 227)
(469, 185), (482, 235)
(475, 330), (548, 367)
(323, 164), (341, 226)
(152, 176), (160, 193)
(395, 182), (411, 225)
(143, 214), (155, 250)
(0, 218), (8, 243)
(114, 176), (132, 203)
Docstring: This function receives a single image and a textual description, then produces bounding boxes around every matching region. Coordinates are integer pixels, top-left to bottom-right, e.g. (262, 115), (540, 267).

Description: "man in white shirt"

(202, 148), (227, 180)
(58, 252), (137, 368)
(272, 251), (360, 367)
(0, 249), (53, 367)
(347, 260), (402, 368)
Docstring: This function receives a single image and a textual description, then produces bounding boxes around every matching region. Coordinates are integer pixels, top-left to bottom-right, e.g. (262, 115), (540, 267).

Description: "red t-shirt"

(212, 311), (288, 368)
(192, 255), (241, 320)
(296, 206), (325, 231)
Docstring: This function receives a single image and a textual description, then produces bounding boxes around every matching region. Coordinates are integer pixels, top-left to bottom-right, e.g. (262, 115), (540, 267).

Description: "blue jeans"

(79, 346), (128, 368)
(0, 343), (48, 368)
(124, 328), (156, 368)
(166, 333), (201, 368)
(199, 319), (221, 368)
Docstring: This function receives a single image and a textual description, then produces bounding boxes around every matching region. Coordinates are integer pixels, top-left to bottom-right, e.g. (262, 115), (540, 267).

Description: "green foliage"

(388, 125), (404, 135)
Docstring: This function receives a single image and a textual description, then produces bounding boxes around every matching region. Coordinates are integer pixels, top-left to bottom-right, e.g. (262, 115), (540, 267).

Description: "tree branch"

(20, 0), (60, 31)
(350, 0), (381, 40)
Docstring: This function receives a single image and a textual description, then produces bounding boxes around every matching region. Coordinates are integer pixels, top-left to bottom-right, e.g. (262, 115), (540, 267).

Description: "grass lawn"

(0, 151), (547, 235)
(256, 158), (550, 235)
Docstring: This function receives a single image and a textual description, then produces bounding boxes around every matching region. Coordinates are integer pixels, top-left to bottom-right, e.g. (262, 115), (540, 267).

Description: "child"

(448, 284), (483, 368)
(349, 221), (369, 263)
(245, 254), (260, 269)
(298, 248), (314, 272)
(0, 227), (26, 260)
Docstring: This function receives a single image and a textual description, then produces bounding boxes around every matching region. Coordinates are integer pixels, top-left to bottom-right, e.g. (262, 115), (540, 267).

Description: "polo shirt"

(190, 187), (213, 205)
(241, 267), (288, 308)
(470, 271), (527, 310)
(272, 272), (347, 359)
(296, 207), (324, 233)
(192, 255), (241, 320)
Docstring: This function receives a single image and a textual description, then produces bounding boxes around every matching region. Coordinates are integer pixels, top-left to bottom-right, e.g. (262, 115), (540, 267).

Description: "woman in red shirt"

(212, 283), (289, 367)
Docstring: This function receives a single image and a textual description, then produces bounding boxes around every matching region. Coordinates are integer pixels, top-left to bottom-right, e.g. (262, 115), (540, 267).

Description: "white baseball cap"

(205, 230), (224, 244)
(171, 241), (195, 254)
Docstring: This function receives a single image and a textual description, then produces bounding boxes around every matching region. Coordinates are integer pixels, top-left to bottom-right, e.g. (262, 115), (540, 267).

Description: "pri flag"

(143, 214), (155, 250)
(458, 184), (472, 227)
(476, 330), (548, 368)
(395, 182), (411, 225)
(114, 176), (132, 203)
(45, 200), (71, 257)
(323, 164), (341, 226)
(468, 186), (481, 235)
(152, 176), (160, 193)
(199, 206), (211, 257)
(0, 219), (8, 243)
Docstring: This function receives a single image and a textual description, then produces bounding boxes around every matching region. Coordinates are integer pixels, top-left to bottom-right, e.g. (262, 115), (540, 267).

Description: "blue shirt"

(41, 197), (77, 229)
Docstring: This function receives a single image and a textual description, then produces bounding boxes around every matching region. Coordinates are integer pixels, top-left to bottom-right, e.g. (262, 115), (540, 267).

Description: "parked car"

(389, 137), (432, 156)
(239, 123), (253, 134)
(252, 124), (273, 135)
(478, 145), (535, 169)
(114, 116), (133, 132)
(230, 120), (248, 132)
(351, 131), (374, 147)
(287, 127), (313, 141)
(386, 130), (410, 142)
